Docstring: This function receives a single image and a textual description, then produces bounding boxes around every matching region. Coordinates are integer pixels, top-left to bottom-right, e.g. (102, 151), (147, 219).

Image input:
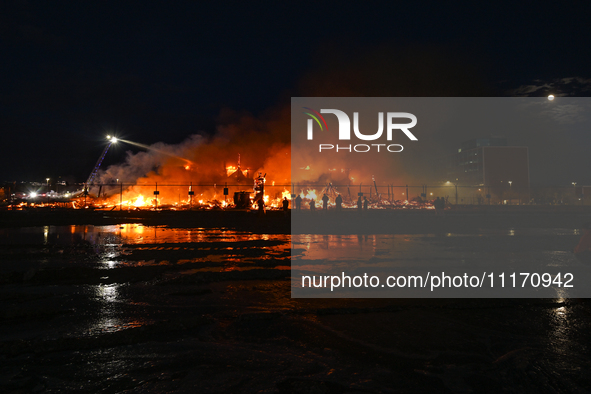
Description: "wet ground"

(1, 221), (591, 393)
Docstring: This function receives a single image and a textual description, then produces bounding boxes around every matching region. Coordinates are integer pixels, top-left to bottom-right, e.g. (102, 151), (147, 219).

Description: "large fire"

(3, 106), (439, 211)
(80, 151), (295, 211)
(65, 159), (437, 211)
(133, 195), (146, 207)
(84, 108), (294, 211)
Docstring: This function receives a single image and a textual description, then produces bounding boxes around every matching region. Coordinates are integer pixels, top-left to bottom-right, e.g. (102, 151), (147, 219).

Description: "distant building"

(441, 137), (529, 203)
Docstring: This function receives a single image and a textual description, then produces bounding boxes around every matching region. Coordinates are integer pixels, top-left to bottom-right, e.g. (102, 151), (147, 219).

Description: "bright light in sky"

(548, 95), (555, 101)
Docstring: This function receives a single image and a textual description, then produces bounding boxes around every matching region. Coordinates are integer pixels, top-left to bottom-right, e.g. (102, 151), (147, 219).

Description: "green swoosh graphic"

(304, 112), (323, 131)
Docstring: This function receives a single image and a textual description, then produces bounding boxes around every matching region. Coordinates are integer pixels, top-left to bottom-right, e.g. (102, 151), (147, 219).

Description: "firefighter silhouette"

(295, 195), (302, 211)
(335, 194), (343, 211)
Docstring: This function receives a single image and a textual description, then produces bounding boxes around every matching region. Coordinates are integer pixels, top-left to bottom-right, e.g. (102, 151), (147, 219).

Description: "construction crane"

(77, 136), (118, 196)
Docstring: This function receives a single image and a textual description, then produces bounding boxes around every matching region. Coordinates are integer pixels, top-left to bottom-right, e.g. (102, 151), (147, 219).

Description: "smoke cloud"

(97, 106), (291, 204)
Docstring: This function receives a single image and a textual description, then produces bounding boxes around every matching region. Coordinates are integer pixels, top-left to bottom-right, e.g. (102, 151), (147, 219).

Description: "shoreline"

(1, 206), (590, 233)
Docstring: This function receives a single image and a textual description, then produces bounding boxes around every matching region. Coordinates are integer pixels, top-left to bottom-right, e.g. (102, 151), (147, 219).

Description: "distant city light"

(548, 95), (555, 101)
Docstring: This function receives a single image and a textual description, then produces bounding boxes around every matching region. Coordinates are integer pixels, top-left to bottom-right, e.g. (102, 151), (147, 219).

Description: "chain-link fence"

(3, 183), (589, 209)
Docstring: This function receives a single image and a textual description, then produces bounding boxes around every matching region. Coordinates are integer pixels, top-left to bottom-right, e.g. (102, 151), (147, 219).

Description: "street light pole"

(446, 181), (458, 205)
(508, 181), (512, 205)
(46, 178), (50, 205)
(573, 182), (580, 206)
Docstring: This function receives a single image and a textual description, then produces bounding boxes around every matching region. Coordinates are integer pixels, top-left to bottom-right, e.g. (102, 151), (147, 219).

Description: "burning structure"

(82, 108), (293, 211)
(2, 107), (439, 211)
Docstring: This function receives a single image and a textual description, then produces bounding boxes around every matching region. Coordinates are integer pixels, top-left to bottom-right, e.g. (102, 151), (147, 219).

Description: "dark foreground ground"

(1, 209), (591, 393)
(2, 204), (591, 233)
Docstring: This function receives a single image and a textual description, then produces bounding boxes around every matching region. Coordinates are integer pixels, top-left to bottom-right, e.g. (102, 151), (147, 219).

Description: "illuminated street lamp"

(508, 181), (512, 205)
(46, 178), (50, 204)
(573, 182), (580, 205)
(446, 180), (458, 205)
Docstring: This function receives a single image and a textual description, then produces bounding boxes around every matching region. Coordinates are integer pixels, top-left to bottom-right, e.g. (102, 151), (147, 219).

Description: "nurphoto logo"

(304, 107), (418, 153)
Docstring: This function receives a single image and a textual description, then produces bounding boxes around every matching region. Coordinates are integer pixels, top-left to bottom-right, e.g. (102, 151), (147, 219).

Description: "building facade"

(441, 138), (529, 203)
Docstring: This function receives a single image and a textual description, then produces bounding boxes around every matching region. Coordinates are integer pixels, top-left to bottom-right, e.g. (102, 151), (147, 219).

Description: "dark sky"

(1, 1), (590, 183)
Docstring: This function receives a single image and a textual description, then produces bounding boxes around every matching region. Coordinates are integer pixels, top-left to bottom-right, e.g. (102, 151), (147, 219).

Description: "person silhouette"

(309, 199), (316, 212)
(335, 194), (343, 211)
(295, 195), (302, 211)
(322, 193), (329, 210)
(257, 198), (265, 216)
(434, 197), (443, 213)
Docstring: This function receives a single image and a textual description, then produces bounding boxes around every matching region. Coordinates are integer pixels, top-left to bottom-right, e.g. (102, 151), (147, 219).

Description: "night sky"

(1, 1), (590, 183)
